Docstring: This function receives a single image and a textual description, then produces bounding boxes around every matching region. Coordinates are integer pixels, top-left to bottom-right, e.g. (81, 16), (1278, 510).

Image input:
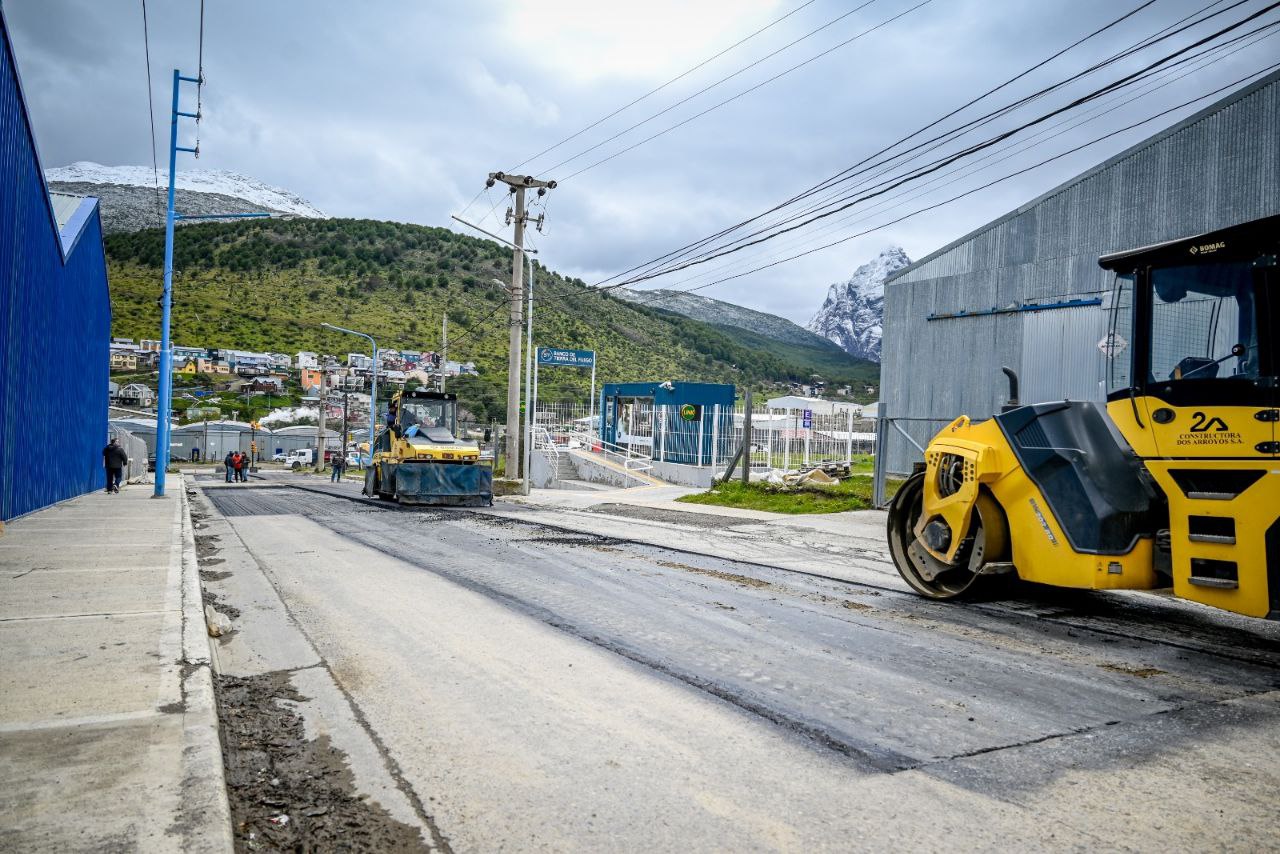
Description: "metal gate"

(1020, 305), (1107, 404)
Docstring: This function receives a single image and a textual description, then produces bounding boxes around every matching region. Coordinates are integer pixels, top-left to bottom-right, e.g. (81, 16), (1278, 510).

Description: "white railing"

(532, 426), (561, 469)
(532, 397), (876, 477)
(561, 429), (654, 485)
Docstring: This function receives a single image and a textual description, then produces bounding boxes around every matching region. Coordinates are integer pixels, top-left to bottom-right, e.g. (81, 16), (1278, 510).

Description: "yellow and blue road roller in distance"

(888, 214), (1279, 619)
(364, 388), (493, 507)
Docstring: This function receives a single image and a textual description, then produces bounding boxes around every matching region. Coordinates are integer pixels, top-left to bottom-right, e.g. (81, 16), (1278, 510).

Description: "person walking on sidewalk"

(330, 449), (345, 483)
(223, 451), (235, 483)
(102, 437), (128, 494)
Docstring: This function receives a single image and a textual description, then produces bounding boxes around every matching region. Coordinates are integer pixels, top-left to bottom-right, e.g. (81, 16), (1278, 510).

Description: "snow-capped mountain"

(807, 247), (912, 363)
(617, 287), (835, 349)
(45, 161), (325, 233)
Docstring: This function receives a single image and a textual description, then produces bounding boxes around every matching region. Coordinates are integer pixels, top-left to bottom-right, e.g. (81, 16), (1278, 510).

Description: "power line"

(622, 62), (1280, 302)
(624, 25), (1280, 302)
(510, 0), (823, 172)
(139, 0), (163, 227)
(596, 0), (1247, 287)
(195, 0), (206, 153)
(558, 0), (934, 182)
(609, 3), (1280, 287)
(541, 0), (885, 177)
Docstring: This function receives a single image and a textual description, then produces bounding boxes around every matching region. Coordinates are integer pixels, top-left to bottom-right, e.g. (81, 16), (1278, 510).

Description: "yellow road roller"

(888, 214), (1279, 619)
(364, 389), (492, 507)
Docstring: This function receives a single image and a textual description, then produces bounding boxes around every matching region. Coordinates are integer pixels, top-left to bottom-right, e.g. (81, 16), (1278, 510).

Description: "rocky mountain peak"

(807, 246), (912, 364)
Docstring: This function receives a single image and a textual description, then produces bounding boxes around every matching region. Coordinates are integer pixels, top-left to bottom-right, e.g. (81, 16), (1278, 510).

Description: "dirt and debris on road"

(215, 672), (430, 853)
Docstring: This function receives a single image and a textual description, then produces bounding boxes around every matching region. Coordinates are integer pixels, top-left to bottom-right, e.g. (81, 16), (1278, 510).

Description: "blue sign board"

(802, 409), (813, 429)
(537, 347), (595, 368)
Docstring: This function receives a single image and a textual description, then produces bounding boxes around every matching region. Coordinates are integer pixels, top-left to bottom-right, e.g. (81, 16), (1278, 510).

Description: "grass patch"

(677, 477), (874, 515)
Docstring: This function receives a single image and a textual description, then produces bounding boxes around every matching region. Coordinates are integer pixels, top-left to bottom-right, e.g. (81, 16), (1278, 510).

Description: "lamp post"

(322, 324), (378, 468)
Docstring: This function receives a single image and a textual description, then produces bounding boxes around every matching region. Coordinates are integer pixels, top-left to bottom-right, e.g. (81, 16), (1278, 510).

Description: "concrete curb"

(177, 476), (236, 853)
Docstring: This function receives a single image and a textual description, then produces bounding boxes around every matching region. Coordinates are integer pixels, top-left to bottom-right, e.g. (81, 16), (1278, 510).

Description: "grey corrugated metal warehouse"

(877, 69), (1280, 494)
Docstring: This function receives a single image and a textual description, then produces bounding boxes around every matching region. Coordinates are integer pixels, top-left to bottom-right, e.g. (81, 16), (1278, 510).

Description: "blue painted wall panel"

(1, 13), (111, 519)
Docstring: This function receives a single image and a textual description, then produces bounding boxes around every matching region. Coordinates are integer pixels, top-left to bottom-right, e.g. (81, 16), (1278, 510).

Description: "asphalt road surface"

(199, 483), (1280, 851)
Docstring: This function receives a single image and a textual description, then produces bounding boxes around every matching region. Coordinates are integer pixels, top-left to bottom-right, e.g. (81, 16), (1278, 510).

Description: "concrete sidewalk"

(0, 477), (231, 852)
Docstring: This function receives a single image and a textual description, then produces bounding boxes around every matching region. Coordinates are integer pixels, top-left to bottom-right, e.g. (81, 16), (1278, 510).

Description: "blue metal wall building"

(878, 70), (1280, 481)
(1, 10), (111, 520)
(600, 381), (736, 465)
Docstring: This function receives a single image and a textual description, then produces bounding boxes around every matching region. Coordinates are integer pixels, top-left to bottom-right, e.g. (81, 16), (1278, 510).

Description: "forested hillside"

(105, 219), (877, 421)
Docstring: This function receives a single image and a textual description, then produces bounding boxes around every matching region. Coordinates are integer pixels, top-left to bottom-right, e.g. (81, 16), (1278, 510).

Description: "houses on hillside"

(106, 339), (481, 417)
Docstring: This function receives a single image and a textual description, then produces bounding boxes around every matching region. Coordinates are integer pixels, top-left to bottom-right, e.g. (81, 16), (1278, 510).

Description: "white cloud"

(463, 62), (562, 127)
(500, 0), (784, 84)
(11, 0), (1272, 325)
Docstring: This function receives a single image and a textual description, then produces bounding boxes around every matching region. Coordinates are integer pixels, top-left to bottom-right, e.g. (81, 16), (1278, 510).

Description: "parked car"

(271, 451), (287, 463)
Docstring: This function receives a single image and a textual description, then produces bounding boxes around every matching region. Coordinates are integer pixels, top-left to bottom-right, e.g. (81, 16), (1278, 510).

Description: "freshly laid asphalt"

(199, 479), (1280, 851)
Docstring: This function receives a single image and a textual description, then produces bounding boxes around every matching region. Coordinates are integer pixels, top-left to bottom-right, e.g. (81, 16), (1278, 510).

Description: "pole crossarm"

(487, 172), (557, 191)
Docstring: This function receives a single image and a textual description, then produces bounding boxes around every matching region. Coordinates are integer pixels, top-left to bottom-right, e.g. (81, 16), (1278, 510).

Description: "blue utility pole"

(155, 69), (200, 498)
(154, 70), (268, 497)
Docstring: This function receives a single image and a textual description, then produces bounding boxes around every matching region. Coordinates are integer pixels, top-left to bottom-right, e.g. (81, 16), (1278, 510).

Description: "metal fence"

(870, 416), (954, 508)
(108, 425), (150, 483)
(533, 399), (877, 473)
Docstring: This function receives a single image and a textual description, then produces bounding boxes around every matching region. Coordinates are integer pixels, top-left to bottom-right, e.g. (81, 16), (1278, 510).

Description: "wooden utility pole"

(741, 389), (753, 485)
(439, 313), (448, 393)
(314, 363), (327, 473)
(487, 171), (555, 479)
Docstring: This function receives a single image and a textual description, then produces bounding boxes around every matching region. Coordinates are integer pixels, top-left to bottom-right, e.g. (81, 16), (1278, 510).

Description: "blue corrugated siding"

(1, 13), (112, 520)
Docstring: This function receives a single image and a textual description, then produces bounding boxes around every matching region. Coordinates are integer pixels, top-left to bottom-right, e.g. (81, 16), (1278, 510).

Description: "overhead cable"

(509, 0), (823, 172)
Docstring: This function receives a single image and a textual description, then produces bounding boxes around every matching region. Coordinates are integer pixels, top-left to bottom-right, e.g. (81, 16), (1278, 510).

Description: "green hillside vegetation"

(105, 218), (877, 423)
(703, 323), (876, 391)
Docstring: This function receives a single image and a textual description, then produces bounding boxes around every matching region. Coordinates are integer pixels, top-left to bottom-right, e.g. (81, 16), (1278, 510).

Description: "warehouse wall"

(0, 12), (111, 519)
(879, 70), (1280, 476)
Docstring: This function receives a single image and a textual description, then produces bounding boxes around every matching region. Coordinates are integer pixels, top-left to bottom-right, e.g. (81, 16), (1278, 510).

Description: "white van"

(285, 448), (315, 469)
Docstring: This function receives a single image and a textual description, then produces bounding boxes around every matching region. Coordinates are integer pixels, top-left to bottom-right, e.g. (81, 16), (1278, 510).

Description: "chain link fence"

(870, 416), (954, 508)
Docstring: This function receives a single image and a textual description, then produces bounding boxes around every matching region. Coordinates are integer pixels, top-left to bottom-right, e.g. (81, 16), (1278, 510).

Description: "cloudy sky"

(8, 0), (1277, 323)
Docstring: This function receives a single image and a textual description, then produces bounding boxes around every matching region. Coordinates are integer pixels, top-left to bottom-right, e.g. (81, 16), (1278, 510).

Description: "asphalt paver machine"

(364, 389), (493, 507)
(888, 214), (1279, 619)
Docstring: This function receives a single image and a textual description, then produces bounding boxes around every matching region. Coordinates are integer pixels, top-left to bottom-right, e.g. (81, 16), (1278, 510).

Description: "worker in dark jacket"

(102, 438), (129, 494)
(223, 451), (235, 483)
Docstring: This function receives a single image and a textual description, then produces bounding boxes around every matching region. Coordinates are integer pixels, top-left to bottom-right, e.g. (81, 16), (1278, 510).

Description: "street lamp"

(322, 323), (378, 469)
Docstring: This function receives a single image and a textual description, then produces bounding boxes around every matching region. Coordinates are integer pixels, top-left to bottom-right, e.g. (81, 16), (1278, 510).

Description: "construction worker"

(102, 437), (128, 494)
(330, 449), (345, 483)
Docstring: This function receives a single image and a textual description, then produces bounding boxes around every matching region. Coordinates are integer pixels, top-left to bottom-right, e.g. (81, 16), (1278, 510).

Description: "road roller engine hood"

(399, 425), (479, 461)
